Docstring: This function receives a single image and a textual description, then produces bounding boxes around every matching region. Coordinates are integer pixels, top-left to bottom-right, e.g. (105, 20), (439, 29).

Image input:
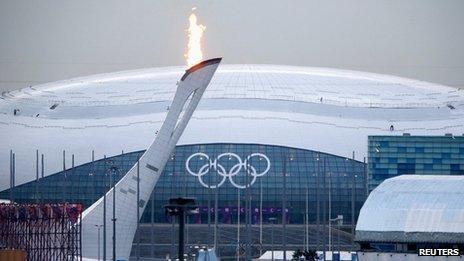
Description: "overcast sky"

(1, 0), (463, 92)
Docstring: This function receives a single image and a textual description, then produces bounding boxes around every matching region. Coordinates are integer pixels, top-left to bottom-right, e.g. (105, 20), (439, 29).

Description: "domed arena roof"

(356, 175), (464, 243)
(1, 64), (463, 120)
(1, 65), (464, 189)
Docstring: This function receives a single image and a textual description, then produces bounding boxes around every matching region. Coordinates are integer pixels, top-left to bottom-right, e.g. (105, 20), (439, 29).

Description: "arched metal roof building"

(1, 64), (464, 190)
(356, 175), (464, 243)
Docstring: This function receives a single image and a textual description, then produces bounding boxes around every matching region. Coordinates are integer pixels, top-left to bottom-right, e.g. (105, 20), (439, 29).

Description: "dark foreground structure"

(0, 203), (82, 260)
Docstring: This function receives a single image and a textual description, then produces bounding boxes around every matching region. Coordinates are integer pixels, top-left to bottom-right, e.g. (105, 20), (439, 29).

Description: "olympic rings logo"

(185, 152), (271, 189)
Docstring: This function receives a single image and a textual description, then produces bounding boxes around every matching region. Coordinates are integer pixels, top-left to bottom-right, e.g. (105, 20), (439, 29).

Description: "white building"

(1, 64), (463, 190)
(356, 175), (464, 260)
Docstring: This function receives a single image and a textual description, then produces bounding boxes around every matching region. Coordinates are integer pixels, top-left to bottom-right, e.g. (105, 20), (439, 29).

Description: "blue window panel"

(442, 153), (451, 159)
(397, 163), (415, 169)
(451, 164), (460, 171)
(379, 141), (389, 147)
(374, 168), (389, 175)
(406, 158), (415, 164)
(424, 164), (434, 170)
(397, 147), (406, 153)
(397, 163), (415, 175)
(415, 147), (424, 153)
(372, 174), (387, 181)
(388, 158), (397, 163)
(433, 158), (442, 164)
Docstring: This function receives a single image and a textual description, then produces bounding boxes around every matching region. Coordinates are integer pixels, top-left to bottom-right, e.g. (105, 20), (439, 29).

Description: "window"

(424, 164), (433, 170)
(450, 164), (462, 175)
(397, 163), (415, 175)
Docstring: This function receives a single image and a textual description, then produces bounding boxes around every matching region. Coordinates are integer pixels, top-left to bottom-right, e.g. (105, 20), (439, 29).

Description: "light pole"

(110, 167), (117, 261)
(35, 150), (39, 204)
(165, 197), (199, 261)
(269, 217), (277, 261)
(245, 158), (251, 261)
(236, 188), (240, 261)
(316, 155), (320, 252)
(338, 218), (341, 252)
(106, 160), (119, 261)
(259, 178), (263, 256)
(305, 184), (309, 252)
(94, 224), (103, 261)
(282, 155), (288, 261)
(136, 160), (140, 261)
(214, 167), (219, 256)
(103, 156), (107, 261)
(328, 171), (332, 252)
(351, 151), (356, 247)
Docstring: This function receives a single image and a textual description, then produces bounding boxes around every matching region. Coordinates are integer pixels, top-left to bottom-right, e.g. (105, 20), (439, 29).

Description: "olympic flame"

(185, 8), (206, 67)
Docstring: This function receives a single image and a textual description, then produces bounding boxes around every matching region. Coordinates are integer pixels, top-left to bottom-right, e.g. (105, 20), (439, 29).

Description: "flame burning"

(185, 8), (206, 67)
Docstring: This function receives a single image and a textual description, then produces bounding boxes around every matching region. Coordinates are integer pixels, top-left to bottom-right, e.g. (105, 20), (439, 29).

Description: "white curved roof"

(1, 64), (463, 120)
(356, 175), (464, 243)
(1, 65), (464, 190)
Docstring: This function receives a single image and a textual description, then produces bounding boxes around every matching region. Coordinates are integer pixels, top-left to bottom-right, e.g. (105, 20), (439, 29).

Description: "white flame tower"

(80, 58), (222, 260)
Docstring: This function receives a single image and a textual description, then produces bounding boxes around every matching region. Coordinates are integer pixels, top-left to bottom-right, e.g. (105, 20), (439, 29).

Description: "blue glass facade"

(368, 135), (464, 189)
(0, 143), (367, 225)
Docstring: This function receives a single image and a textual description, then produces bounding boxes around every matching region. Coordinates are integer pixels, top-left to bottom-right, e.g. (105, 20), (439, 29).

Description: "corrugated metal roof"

(356, 175), (464, 243)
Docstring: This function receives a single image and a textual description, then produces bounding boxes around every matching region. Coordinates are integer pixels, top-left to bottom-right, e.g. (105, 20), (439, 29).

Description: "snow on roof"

(356, 175), (464, 243)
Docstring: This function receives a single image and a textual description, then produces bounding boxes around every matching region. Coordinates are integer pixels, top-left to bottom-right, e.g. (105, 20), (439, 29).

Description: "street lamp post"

(351, 151), (356, 247)
(259, 179), (263, 256)
(338, 219), (341, 252)
(236, 188), (240, 261)
(305, 185), (309, 251)
(165, 197), (199, 261)
(103, 155), (107, 261)
(107, 163), (119, 261)
(269, 217), (277, 261)
(328, 171), (332, 252)
(282, 156), (288, 261)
